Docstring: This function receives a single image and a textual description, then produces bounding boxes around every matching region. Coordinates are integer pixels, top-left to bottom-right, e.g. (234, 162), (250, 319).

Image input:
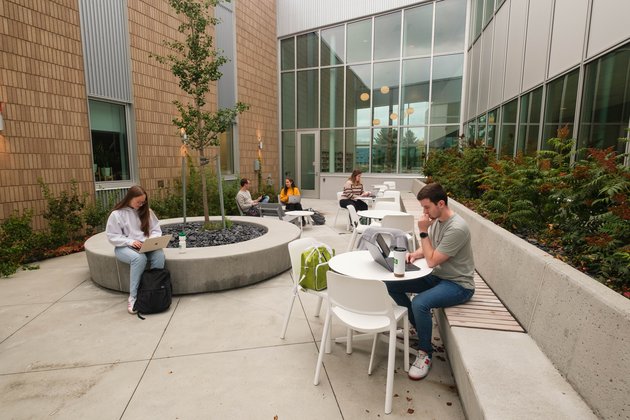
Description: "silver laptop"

(365, 234), (420, 272)
(288, 195), (301, 204)
(130, 235), (172, 253)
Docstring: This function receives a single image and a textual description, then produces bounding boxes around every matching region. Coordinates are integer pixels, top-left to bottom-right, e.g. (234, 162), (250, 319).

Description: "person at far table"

(385, 182), (475, 381)
(280, 177), (303, 211)
(339, 169), (373, 212)
(236, 178), (269, 216)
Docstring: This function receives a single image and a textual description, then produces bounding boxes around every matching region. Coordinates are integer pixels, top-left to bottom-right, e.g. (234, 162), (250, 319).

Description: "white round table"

(357, 209), (407, 221)
(285, 210), (314, 230)
(328, 250), (431, 281)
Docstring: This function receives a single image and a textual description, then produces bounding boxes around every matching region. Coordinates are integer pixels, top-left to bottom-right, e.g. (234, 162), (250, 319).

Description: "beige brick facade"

(0, 0), (278, 229)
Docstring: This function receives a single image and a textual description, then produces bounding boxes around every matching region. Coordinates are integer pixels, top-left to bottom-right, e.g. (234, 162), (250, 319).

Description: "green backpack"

(299, 244), (335, 291)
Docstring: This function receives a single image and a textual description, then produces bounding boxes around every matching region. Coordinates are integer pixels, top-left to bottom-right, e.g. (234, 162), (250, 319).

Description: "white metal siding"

(79, 0), (132, 102)
(588, 0), (630, 59)
(522, 0), (552, 92)
(503, 0), (527, 101)
(488, 5), (509, 108)
(548, 0), (588, 79)
(477, 22), (493, 113)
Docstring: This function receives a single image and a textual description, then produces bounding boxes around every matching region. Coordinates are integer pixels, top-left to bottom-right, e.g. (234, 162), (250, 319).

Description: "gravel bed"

(162, 221), (267, 248)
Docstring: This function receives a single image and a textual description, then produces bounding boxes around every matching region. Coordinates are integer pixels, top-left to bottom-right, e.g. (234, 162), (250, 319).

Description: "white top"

(328, 250), (432, 281)
(105, 207), (162, 247)
(357, 209), (407, 220)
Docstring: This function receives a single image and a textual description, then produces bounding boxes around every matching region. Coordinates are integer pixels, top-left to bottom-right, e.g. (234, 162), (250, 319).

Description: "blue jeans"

(385, 275), (474, 356)
(114, 247), (165, 298)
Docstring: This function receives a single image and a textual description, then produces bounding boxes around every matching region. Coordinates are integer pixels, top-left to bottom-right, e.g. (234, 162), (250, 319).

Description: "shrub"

(38, 179), (87, 247)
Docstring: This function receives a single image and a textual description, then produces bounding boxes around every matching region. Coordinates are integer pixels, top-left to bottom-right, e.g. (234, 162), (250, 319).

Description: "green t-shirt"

(429, 213), (475, 290)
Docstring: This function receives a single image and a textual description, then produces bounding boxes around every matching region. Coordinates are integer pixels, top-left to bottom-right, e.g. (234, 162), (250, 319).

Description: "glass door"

(297, 131), (319, 198)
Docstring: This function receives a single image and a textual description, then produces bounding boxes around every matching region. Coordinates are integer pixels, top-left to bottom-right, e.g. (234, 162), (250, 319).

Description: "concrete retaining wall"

(85, 216), (301, 294)
(412, 179), (630, 418)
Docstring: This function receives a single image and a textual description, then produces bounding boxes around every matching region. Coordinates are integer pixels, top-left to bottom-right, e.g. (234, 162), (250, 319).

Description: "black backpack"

(307, 208), (326, 225)
(134, 268), (172, 319)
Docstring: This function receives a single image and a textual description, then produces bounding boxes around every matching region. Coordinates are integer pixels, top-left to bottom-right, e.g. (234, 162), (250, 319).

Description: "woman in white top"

(106, 185), (165, 314)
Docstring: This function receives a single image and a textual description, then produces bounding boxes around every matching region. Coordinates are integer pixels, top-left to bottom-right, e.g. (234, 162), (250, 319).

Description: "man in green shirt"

(386, 183), (475, 380)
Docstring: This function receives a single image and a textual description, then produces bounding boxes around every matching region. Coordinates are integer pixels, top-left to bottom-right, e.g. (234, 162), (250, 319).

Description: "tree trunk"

(200, 147), (210, 224)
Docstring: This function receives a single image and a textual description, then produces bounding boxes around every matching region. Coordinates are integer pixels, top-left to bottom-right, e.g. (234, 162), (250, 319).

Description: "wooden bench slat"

(446, 320), (525, 332)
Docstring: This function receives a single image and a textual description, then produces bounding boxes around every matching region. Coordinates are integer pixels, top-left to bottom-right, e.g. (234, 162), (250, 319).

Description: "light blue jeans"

(385, 274), (474, 356)
(114, 247), (165, 298)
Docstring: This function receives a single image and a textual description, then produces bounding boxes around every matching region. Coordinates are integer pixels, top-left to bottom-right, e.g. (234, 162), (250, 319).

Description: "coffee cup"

(393, 247), (406, 277)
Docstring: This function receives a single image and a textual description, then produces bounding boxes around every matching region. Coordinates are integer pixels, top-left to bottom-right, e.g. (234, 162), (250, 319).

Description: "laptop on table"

(129, 234), (172, 253)
(365, 233), (420, 272)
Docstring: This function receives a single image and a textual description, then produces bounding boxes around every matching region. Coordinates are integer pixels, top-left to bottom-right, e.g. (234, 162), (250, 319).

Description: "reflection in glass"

(321, 25), (345, 66)
(517, 87), (542, 156)
(579, 45), (630, 154)
(281, 38), (294, 71)
(346, 64), (371, 127)
(321, 130), (344, 172)
(430, 54), (463, 124)
(486, 108), (499, 149)
(372, 127), (398, 173)
(374, 12), (401, 60)
(483, 0), (494, 26)
(297, 70), (318, 128)
(218, 126), (234, 174)
(300, 133), (316, 190)
(282, 131), (296, 180)
(373, 61), (400, 126)
(467, 121), (476, 145)
(297, 32), (319, 69)
(345, 128), (370, 171)
(403, 4), (432, 57)
(89, 100), (130, 181)
(402, 58), (430, 125)
(429, 125), (459, 151)
(321, 67), (344, 128)
(499, 99), (518, 156)
(281, 73), (294, 129)
(542, 69), (578, 148)
(347, 19), (372, 63)
(477, 114), (486, 145)
(400, 127), (426, 173)
(435, 0), (466, 54)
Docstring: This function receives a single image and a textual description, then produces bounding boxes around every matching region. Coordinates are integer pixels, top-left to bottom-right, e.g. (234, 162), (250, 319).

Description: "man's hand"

(418, 214), (434, 233)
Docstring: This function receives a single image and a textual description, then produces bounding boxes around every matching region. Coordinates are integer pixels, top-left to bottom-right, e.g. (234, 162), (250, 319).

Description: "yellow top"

(280, 186), (300, 203)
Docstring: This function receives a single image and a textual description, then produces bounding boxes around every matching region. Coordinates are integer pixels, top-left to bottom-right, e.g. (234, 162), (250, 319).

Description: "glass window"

(321, 67), (344, 128)
(400, 127), (426, 173)
(430, 54), (463, 124)
(345, 128), (371, 172)
(403, 5), (433, 57)
(499, 99), (518, 156)
(218, 126), (234, 174)
(282, 131), (296, 180)
(476, 114), (487, 145)
(296, 32), (318, 69)
(281, 73), (294, 129)
(483, 0), (494, 26)
(372, 127), (398, 173)
(321, 25), (345, 66)
(89, 100), (130, 181)
(372, 61), (400, 127)
(517, 87), (543, 155)
(281, 38), (294, 71)
(374, 12), (401, 60)
(472, 0), (484, 41)
(429, 125), (459, 151)
(402, 58), (431, 125)
(346, 64), (372, 127)
(297, 70), (318, 128)
(579, 45), (630, 154)
(467, 120), (476, 145)
(487, 108), (499, 149)
(321, 130), (344, 173)
(347, 19), (372, 63)
(434, 0), (466, 54)
(542, 69), (579, 149)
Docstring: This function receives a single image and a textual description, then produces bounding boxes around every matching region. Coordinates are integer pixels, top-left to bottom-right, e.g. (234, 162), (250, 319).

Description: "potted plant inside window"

(95, 143), (112, 179)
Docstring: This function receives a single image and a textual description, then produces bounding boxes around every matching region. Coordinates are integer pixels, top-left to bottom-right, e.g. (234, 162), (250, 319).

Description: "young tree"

(153, 0), (248, 227)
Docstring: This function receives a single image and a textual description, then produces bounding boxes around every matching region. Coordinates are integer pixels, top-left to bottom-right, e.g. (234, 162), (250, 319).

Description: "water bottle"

(178, 231), (186, 253)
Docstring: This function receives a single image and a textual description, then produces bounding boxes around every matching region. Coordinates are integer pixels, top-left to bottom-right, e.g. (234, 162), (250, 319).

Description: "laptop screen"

(375, 233), (391, 257)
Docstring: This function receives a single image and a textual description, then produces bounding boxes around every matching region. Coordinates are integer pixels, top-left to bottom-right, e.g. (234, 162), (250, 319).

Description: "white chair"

(381, 214), (417, 251)
(347, 205), (370, 251)
(374, 200), (401, 211)
(314, 271), (409, 415)
(382, 190), (401, 207)
(383, 181), (396, 190)
(333, 191), (350, 231)
(280, 237), (329, 340)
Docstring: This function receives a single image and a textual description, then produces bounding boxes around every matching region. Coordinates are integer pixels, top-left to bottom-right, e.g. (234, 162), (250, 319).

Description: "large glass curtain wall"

(280, 0), (466, 175)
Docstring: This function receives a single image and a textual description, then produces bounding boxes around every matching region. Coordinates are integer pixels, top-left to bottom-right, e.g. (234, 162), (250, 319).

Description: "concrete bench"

(403, 186), (618, 419)
(85, 216), (301, 294)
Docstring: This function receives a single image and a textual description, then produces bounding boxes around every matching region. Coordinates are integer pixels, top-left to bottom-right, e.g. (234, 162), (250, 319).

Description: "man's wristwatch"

(419, 232), (429, 239)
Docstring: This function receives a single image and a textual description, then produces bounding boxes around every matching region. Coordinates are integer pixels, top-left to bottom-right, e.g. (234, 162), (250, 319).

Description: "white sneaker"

(408, 350), (431, 380)
(127, 296), (137, 314)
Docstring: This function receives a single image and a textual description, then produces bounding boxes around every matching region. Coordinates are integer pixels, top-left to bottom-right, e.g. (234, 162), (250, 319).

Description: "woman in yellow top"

(280, 177), (303, 211)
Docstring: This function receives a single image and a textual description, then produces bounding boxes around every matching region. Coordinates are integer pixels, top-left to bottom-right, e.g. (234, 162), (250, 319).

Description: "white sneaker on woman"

(127, 296), (137, 314)
(408, 350), (431, 380)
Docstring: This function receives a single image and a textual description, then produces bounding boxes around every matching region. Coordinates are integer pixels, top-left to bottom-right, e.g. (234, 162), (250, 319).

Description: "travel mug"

(393, 247), (407, 277)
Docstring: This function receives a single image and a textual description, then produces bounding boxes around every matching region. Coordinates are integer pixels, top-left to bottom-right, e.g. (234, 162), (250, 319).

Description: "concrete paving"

(0, 198), (464, 419)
